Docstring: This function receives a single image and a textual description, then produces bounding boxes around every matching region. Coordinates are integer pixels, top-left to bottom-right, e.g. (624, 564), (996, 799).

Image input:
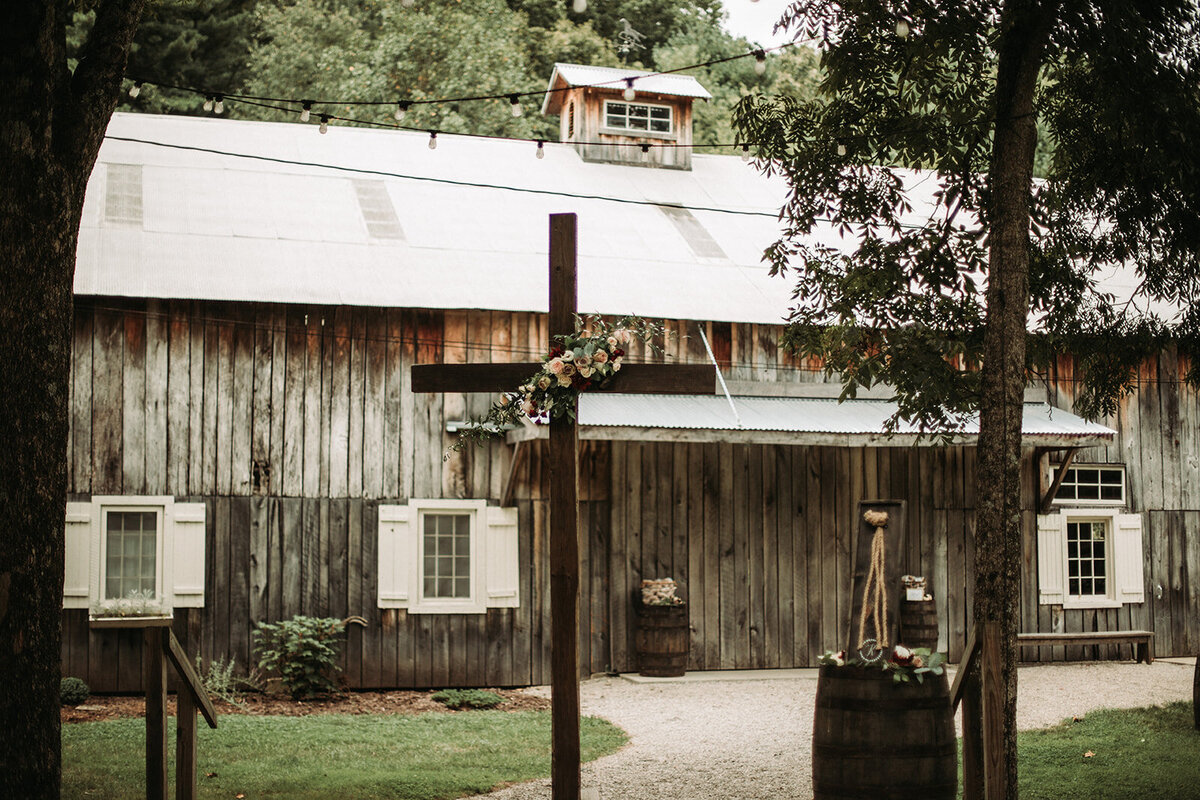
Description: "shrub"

(195, 655), (264, 706)
(252, 616), (347, 699)
(431, 689), (506, 709)
(61, 677), (90, 706)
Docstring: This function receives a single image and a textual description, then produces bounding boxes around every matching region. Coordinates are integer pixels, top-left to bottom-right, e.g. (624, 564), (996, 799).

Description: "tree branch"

(58, 0), (146, 170)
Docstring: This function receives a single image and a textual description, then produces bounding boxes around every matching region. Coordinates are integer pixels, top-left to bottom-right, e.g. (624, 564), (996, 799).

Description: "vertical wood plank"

(329, 306), (352, 498)
(702, 441), (720, 670)
(348, 308), (366, 498)
(144, 628), (168, 800)
(282, 307), (307, 497)
(216, 314), (236, 496)
(303, 311), (323, 497)
(71, 307), (95, 495)
(363, 309), (387, 499)
(269, 306), (287, 497)
(251, 306), (274, 495)
(123, 310), (147, 494)
(145, 301), (169, 496)
(229, 497), (251, 669)
(166, 303), (190, 497)
(188, 305), (206, 497)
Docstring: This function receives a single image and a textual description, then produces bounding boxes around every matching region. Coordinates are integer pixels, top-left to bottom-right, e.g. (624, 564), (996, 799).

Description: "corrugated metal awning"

(505, 395), (1115, 447)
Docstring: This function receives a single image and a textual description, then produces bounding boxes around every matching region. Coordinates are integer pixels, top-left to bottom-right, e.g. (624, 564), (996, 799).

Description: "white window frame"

(378, 499), (519, 614)
(1037, 508), (1144, 609)
(1061, 512), (1119, 609)
(601, 99), (674, 137)
(99, 504), (166, 602)
(1051, 463), (1126, 506)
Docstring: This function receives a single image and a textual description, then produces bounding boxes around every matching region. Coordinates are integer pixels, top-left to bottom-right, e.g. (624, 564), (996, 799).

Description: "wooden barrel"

(634, 602), (689, 677)
(812, 665), (956, 800)
(900, 599), (939, 651)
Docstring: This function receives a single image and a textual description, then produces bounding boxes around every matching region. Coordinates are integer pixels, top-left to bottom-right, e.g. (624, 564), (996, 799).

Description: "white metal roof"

(504, 394), (1115, 447)
(77, 112), (803, 324)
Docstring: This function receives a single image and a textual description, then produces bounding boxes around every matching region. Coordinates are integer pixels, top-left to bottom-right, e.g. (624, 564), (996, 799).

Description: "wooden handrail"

(162, 629), (218, 729)
(951, 624), (981, 712)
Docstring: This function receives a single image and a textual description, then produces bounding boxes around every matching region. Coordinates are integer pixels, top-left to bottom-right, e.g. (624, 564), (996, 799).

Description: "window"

(104, 163), (143, 226)
(1036, 510), (1144, 609)
(603, 100), (672, 134)
(1053, 463), (1125, 505)
(352, 179), (405, 240)
(378, 499), (519, 614)
(103, 509), (161, 600)
(63, 496), (207, 612)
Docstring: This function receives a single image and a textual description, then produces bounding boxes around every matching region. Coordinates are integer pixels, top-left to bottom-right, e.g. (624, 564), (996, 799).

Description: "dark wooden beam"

(412, 362), (716, 395)
(144, 628), (169, 800)
(548, 213), (582, 800)
(501, 440), (528, 509)
(163, 628), (219, 729)
(1038, 446), (1078, 514)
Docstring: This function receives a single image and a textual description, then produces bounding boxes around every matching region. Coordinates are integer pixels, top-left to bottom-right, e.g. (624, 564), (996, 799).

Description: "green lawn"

(63, 711), (627, 800)
(1017, 702), (1200, 800)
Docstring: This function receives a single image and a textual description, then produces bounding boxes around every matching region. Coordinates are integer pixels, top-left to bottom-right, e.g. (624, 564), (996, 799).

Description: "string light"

(428, 131), (438, 150)
(837, 142), (847, 156)
(394, 101), (410, 122)
(509, 94), (523, 117)
(754, 50), (767, 76)
(896, 17), (911, 39)
(624, 78), (636, 101)
(128, 82), (142, 98)
(536, 140), (545, 159)
(202, 96), (213, 112)
(213, 94), (225, 114)
(572, 0), (587, 12)
(319, 115), (329, 134)
(741, 143), (751, 162)
(300, 101), (312, 122)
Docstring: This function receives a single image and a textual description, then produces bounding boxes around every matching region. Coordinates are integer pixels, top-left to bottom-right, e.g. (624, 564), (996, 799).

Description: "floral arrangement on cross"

(450, 315), (668, 452)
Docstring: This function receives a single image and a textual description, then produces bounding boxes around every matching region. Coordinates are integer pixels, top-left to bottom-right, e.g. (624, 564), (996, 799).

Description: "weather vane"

(615, 18), (646, 60)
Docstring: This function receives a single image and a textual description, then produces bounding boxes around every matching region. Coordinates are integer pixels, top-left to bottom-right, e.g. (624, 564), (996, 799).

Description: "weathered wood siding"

(62, 298), (1200, 690)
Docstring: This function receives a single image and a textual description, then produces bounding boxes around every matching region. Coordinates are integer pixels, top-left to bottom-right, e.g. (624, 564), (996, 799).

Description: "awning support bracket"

(1038, 446), (1079, 514)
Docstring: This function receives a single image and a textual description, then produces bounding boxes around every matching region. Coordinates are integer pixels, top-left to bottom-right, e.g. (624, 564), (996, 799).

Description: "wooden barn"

(61, 65), (1200, 693)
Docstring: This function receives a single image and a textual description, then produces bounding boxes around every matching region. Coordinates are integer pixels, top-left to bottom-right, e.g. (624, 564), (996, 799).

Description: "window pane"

(1077, 469), (1099, 484)
(1100, 469), (1123, 486)
(629, 105), (648, 118)
(1078, 484), (1099, 500)
(1058, 484), (1077, 499)
(105, 510), (157, 600)
(1100, 485), (1122, 500)
(650, 107), (670, 120)
(1094, 578), (1106, 594)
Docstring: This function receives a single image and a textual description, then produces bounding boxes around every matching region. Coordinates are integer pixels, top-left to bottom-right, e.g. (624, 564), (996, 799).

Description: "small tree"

(735, 2), (1200, 795)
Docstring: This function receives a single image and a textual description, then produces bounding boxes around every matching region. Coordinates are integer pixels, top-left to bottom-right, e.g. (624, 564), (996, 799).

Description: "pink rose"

(548, 358), (565, 375)
(561, 363), (576, 377)
(593, 349), (608, 364)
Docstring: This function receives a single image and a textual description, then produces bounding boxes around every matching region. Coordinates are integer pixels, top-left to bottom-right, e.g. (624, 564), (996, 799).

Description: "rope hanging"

(857, 509), (891, 650)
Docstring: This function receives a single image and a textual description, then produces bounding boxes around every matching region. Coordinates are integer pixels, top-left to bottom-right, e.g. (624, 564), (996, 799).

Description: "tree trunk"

(0, 3), (144, 797)
(975, 1), (1061, 797)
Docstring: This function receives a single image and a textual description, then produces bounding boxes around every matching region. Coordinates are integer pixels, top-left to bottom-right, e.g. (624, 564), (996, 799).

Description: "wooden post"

(176, 688), (198, 800)
(548, 213), (581, 800)
(144, 627), (169, 800)
(980, 621), (1005, 800)
(962, 663), (984, 800)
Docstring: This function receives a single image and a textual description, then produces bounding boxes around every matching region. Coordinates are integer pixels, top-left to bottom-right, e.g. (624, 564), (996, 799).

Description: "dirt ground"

(61, 687), (550, 724)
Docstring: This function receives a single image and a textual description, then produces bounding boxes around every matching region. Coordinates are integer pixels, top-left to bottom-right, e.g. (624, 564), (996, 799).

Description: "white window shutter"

(378, 504), (411, 608)
(64, 503), (93, 609)
(1115, 514), (1145, 603)
(485, 506), (520, 608)
(171, 503), (207, 608)
(1036, 514), (1066, 605)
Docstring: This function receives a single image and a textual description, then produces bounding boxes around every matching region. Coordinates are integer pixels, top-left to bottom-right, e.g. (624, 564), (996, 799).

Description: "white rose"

(561, 350), (575, 362)
(612, 357), (622, 372)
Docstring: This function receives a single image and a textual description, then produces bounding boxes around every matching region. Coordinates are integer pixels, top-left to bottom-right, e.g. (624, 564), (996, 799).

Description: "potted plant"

(89, 588), (173, 629)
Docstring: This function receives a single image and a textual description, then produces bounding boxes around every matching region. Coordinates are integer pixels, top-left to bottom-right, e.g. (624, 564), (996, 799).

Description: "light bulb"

(510, 95), (523, 117)
(741, 144), (751, 162)
(896, 18), (910, 39)
(129, 82), (141, 98)
(428, 131), (438, 150)
(319, 115), (329, 134)
(394, 101), (409, 122)
(837, 143), (847, 156)
(300, 101), (312, 122)
(536, 141), (545, 159)
(213, 94), (224, 114)
(754, 51), (767, 76)
(202, 96), (213, 112)
(402, 0), (414, 6)
(624, 79), (636, 101)
(572, 0), (587, 12)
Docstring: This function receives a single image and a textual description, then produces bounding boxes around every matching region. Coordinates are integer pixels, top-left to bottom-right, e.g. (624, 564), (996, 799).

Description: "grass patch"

(1017, 702), (1200, 800)
(64, 710), (626, 800)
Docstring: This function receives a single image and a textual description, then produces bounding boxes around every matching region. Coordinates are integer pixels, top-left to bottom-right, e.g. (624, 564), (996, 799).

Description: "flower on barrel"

(641, 578), (685, 606)
(450, 315), (668, 452)
(818, 645), (947, 684)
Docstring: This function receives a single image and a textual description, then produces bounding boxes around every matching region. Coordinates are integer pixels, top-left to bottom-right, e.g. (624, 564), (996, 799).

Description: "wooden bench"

(1017, 631), (1154, 664)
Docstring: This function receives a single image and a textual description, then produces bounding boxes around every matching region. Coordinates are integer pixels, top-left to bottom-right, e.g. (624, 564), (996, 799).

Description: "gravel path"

(482, 658), (1196, 800)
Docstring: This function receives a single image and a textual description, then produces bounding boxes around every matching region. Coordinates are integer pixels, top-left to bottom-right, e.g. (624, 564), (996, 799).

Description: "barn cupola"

(541, 63), (712, 170)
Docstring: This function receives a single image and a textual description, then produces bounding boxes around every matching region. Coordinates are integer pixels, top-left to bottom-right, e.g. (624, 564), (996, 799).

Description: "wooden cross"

(412, 213), (715, 800)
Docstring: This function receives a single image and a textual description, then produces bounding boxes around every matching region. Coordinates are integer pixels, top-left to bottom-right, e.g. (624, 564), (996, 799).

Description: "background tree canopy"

(70, 0), (823, 144)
